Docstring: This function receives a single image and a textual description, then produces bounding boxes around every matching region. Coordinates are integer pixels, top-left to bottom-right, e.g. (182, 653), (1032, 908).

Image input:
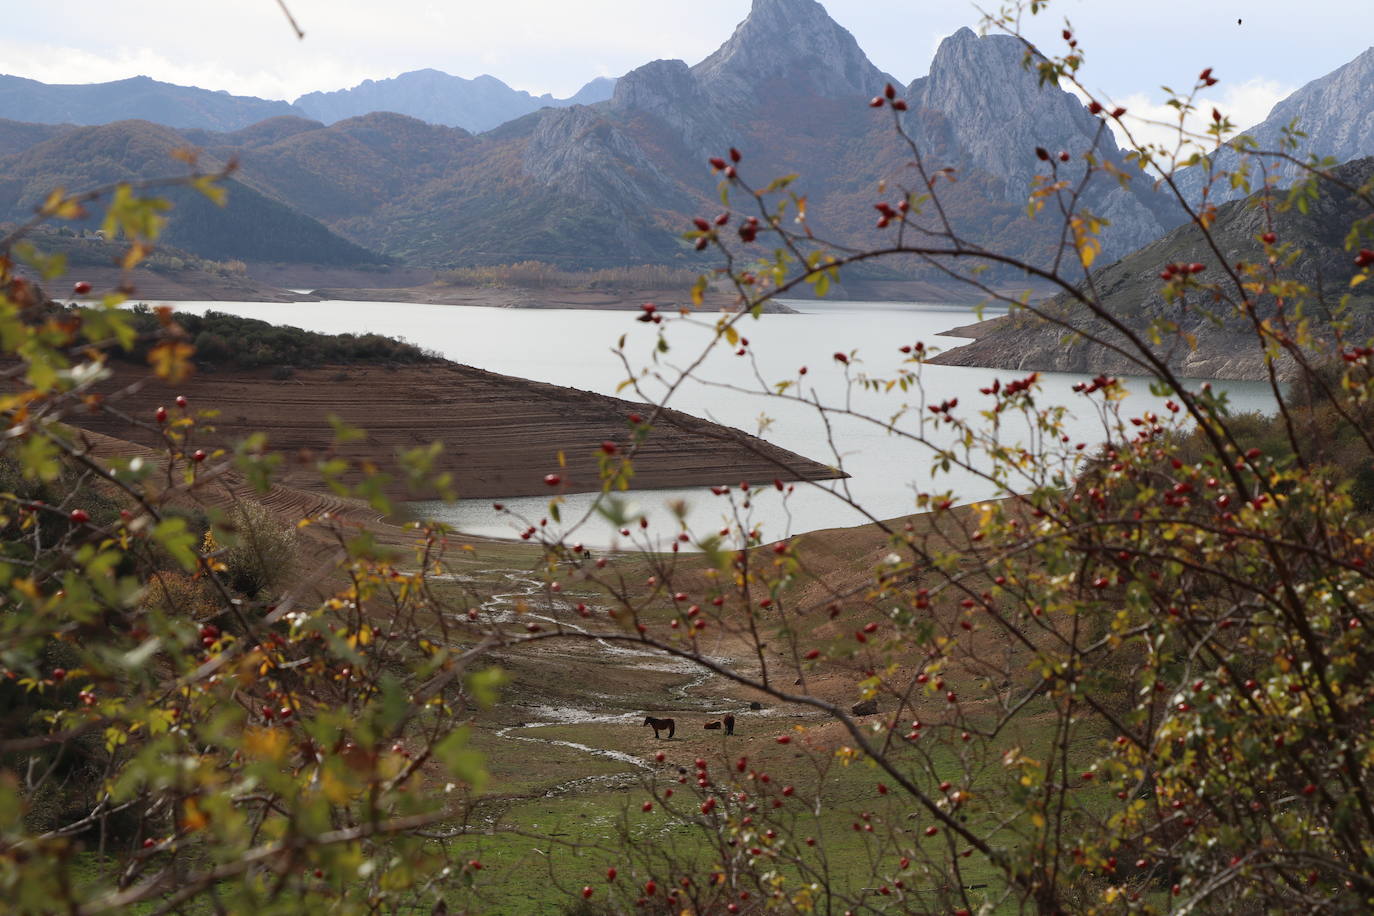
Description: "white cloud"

(1066, 78), (1294, 164)
(0, 40), (371, 101)
(0, 0), (1352, 115)
(1, 0), (762, 100)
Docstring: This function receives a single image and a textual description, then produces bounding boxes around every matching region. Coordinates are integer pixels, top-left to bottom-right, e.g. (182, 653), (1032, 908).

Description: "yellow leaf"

(53, 197), (87, 221)
(244, 727), (288, 762)
(192, 175), (227, 206)
(121, 242), (150, 271)
(321, 768), (352, 804)
(39, 187), (67, 215)
(182, 798), (209, 832)
(148, 340), (195, 384)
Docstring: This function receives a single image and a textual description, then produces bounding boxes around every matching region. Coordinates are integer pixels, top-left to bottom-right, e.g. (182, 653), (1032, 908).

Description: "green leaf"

(327, 414), (365, 444)
(379, 675), (409, 728)
(152, 517), (198, 571)
(466, 667), (508, 708)
(18, 435), (61, 483)
(435, 727), (488, 792)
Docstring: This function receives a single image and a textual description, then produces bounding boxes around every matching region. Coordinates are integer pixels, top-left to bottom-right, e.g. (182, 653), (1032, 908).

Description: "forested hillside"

(0, 119), (387, 267)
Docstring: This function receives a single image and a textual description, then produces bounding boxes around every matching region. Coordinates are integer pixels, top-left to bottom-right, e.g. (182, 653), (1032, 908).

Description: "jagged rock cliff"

(909, 28), (1177, 258)
(693, 0), (894, 101)
(523, 105), (691, 211)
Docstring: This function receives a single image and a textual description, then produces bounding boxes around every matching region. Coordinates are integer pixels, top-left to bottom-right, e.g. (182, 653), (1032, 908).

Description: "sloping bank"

(71, 311), (841, 501)
(931, 157), (1374, 382)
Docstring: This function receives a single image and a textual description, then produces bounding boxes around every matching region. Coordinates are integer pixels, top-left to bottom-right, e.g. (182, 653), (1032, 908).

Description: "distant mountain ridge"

(0, 119), (387, 267)
(0, 0), (1189, 272)
(0, 69), (617, 136)
(0, 74), (298, 132)
(293, 71), (617, 133)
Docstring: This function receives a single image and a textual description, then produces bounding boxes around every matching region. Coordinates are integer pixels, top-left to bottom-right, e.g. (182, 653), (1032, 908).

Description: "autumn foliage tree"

(4, 2), (1374, 914)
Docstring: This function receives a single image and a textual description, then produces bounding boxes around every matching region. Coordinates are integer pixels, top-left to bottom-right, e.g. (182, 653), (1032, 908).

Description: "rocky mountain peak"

(1238, 46), (1374, 178)
(607, 58), (731, 159)
(692, 0), (892, 101)
(909, 27), (1176, 257)
(1174, 45), (1374, 206)
(915, 27), (1069, 127)
(612, 59), (697, 109)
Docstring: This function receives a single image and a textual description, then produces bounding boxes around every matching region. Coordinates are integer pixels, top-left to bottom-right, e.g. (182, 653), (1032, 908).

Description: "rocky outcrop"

(909, 27), (1179, 260)
(692, 0), (894, 102)
(909, 29), (1092, 200)
(519, 105), (699, 260)
(606, 0), (894, 161)
(523, 106), (688, 210)
(607, 59), (730, 157)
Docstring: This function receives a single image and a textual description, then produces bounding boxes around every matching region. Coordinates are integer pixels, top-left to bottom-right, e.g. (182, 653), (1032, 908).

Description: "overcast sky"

(4, 1), (1370, 139)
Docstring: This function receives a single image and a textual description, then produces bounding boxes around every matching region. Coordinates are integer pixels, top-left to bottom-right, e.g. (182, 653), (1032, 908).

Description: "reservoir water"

(163, 298), (1276, 549)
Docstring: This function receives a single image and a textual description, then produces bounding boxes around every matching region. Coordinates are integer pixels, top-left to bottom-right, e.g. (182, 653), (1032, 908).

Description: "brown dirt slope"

(74, 362), (842, 500)
(59, 265), (318, 303)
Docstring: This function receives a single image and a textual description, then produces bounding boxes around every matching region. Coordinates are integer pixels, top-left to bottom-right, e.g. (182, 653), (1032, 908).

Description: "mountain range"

(0, 118), (386, 266)
(0, 0), (1368, 280)
(0, 74), (299, 133)
(294, 71), (616, 133)
(0, 70), (616, 135)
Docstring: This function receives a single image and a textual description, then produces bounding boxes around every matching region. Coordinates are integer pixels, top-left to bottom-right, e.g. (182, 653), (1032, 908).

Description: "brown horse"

(724, 714), (735, 736)
(643, 716), (675, 739)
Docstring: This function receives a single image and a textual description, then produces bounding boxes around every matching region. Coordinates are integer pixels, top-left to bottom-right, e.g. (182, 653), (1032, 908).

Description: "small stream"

(453, 569), (754, 796)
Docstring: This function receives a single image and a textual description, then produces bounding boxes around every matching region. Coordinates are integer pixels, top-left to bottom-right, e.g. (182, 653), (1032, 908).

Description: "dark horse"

(643, 716), (675, 739)
(704, 715), (736, 734)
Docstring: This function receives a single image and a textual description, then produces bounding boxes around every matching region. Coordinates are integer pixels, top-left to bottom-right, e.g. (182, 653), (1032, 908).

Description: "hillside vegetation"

(933, 156), (1374, 379)
(119, 306), (441, 370)
(436, 261), (702, 290)
(0, 120), (389, 268)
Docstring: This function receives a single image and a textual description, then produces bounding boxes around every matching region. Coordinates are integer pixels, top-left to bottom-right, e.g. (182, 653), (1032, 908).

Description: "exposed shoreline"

(48, 264), (318, 304)
(72, 360), (844, 502)
(304, 284), (799, 313)
(930, 312), (1289, 382)
(63, 262), (1058, 313)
